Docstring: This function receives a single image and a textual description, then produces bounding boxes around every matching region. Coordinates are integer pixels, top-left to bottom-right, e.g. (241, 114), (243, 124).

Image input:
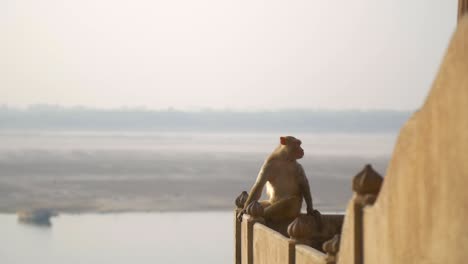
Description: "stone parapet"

(235, 210), (343, 264)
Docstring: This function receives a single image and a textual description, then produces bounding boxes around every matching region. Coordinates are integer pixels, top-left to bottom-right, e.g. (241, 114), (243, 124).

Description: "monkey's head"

(280, 136), (304, 160)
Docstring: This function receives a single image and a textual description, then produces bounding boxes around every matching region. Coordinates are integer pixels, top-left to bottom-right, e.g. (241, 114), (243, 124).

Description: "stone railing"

(234, 164), (381, 264)
(337, 165), (383, 264)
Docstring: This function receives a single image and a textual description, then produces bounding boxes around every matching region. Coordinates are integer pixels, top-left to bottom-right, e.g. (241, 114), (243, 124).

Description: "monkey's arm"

(298, 165), (314, 214)
(243, 164), (270, 210)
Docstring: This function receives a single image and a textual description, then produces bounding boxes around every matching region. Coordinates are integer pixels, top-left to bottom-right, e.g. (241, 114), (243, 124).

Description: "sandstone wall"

(253, 224), (294, 264)
(338, 14), (468, 264)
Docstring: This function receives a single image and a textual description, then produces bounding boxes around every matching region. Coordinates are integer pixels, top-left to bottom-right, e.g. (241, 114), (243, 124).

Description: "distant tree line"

(0, 105), (412, 133)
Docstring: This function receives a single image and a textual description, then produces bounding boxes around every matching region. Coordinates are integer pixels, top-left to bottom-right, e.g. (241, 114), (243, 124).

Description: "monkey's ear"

(280, 137), (287, 145)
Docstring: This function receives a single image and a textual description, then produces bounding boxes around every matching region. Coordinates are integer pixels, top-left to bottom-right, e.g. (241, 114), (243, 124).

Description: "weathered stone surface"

(234, 209), (242, 264)
(333, 196), (357, 263)
(295, 245), (327, 264)
(254, 224), (295, 264)
(241, 215), (254, 264)
(241, 213), (266, 264)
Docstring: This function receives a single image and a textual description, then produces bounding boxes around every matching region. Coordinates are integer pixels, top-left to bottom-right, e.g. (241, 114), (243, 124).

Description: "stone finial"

(287, 215), (315, 245)
(323, 235), (340, 264)
(362, 194), (377, 205)
(352, 164), (383, 196)
(459, 0), (468, 22)
(235, 191), (248, 209)
(323, 234), (340, 255)
(245, 201), (264, 219)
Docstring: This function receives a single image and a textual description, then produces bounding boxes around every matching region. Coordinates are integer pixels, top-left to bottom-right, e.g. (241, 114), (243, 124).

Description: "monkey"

(238, 136), (318, 222)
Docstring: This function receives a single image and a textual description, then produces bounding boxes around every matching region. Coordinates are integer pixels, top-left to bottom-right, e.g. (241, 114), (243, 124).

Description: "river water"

(0, 212), (233, 264)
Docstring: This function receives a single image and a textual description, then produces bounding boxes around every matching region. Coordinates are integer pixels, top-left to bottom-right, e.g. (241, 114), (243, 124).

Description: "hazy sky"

(1, 0), (458, 110)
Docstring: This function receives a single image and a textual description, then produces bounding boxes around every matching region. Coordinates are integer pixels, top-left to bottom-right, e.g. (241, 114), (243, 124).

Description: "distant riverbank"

(0, 131), (393, 214)
(0, 156), (388, 214)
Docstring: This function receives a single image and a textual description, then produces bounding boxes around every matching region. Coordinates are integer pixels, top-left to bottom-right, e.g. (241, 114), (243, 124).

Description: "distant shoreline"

(0, 106), (411, 133)
(0, 131), (391, 216)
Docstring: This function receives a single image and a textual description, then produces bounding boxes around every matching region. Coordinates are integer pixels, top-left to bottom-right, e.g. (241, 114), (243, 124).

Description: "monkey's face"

(281, 136), (304, 160)
(292, 140), (304, 160)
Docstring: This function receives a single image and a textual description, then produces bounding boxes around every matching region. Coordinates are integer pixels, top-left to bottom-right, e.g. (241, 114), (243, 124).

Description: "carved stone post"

(234, 191), (248, 264)
(459, 0), (468, 22)
(287, 214), (323, 263)
(241, 201), (265, 264)
(323, 234), (340, 264)
(288, 213), (325, 250)
(287, 215), (315, 246)
(285, 215), (311, 264)
(352, 164), (383, 264)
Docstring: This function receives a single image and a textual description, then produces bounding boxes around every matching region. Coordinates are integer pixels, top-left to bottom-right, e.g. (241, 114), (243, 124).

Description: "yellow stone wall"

(338, 15), (468, 264)
(253, 224), (294, 264)
(295, 245), (326, 264)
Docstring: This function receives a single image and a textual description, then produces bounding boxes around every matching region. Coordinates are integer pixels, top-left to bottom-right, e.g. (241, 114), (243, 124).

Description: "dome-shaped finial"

(287, 215), (315, 245)
(323, 235), (340, 264)
(245, 201), (264, 219)
(235, 191), (248, 209)
(323, 234), (340, 255)
(352, 164), (383, 195)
